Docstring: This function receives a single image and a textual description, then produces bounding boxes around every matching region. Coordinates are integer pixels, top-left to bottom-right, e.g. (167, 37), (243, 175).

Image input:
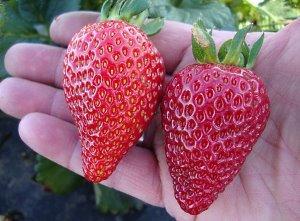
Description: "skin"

(0, 11), (300, 221)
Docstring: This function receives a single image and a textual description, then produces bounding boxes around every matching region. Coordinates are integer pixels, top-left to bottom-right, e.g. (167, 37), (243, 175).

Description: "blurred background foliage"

(0, 0), (299, 216)
(1, 0), (299, 78)
(222, 0), (300, 30)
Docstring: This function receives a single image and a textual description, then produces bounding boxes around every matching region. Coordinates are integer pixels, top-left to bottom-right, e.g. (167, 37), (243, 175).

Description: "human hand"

(0, 12), (299, 221)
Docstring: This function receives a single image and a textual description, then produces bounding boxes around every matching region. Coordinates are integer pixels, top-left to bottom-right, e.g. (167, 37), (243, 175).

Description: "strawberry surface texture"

(162, 63), (270, 214)
(63, 20), (165, 183)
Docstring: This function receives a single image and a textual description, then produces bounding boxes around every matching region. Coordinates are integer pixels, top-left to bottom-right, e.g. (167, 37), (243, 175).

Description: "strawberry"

(63, 0), (165, 183)
(161, 21), (270, 215)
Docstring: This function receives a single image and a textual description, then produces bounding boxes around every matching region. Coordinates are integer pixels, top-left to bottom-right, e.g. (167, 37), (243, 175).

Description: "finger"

(149, 21), (192, 73)
(19, 113), (163, 206)
(4, 43), (65, 88)
(3, 30), (268, 89)
(0, 78), (72, 122)
(50, 11), (99, 46)
(19, 113), (80, 173)
(254, 18), (300, 84)
(7, 13), (274, 91)
(50, 11), (193, 73)
(7, 26), (189, 88)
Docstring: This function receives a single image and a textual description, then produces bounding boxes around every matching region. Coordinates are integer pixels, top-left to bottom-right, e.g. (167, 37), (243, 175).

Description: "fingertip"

(68, 141), (84, 176)
(4, 46), (13, 75)
(18, 113), (50, 152)
(5, 43), (60, 79)
(18, 112), (84, 176)
(0, 77), (20, 117)
(50, 11), (99, 46)
(0, 78), (9, 113)
(49, 13), (65, 45)
(18, 112), (37, 145)
(4, 43), (26, 75)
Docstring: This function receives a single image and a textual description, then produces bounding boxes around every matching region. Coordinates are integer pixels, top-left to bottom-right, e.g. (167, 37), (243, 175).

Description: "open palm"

(0, 12), (299, 221)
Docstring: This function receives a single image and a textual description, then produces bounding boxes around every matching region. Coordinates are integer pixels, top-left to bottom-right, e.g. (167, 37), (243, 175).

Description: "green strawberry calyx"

(192, 20), (264, 69)
(100, 0), (164, 36)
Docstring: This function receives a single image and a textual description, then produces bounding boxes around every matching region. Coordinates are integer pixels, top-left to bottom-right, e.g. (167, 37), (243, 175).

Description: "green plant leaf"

(151, 0), (235, 30)
(260, 0), (300, 21)
(94, 184), (144, 215)
(18, 0), (48, 23)
(0, 1), (36, 34)
(283, 0), (300, 8)
(81, 0), (104, 11)
(169, 0), (184, 7)
(222, 0), (300, 31)
(35, 155), (85, 195)
(18, 0), (81, 24)
(0, 71), (9, 79)
(0, 1), (51, 78)
(0, 0), (79, 78)
(46, 0), (81, 22)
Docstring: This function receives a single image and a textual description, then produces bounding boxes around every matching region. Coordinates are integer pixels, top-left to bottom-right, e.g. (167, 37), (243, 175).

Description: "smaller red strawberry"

(161, 21), (270, 215)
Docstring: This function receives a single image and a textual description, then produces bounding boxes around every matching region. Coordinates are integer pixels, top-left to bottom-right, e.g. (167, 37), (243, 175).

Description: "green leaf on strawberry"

(192, 20), (264, 68)
(100, 0), (164, 35)
(141, 18), (164, 36)
(246, 33), (264, 69)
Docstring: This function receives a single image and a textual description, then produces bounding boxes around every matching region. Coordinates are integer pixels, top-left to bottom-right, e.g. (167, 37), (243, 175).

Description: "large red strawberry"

(161, 21), (270, 215)
(63, 0), (165, 183)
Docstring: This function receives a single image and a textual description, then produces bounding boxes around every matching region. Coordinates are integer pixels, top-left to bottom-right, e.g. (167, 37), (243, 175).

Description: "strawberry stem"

(100, 0), (164, 36)
(192, 20), (264, 69)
